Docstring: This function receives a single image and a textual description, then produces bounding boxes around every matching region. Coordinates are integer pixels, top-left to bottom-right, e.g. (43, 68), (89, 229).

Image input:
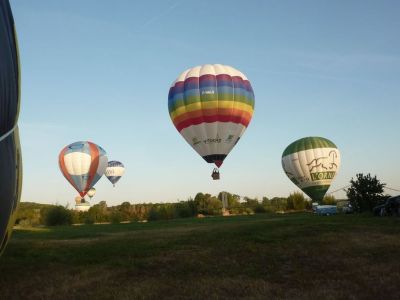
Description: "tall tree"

(287, 192), (306, 210)
(218, 191), (240, 208)
(346, 173), (386, 212)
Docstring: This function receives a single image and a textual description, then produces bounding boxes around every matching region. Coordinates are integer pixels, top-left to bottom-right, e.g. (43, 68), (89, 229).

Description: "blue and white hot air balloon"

(105, 161), (125, 187)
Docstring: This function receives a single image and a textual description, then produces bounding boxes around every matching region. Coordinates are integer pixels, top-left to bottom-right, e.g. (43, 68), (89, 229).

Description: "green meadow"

(1, 213), (399, 299)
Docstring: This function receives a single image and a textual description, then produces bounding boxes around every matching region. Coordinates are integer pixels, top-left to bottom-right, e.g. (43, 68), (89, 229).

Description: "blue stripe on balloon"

(70, 174), (87, 193)
(168, 87), (252, 109)
(107, 176), (121, 185)
(64, 141), (90, 156)
(108, 161), (124, 168)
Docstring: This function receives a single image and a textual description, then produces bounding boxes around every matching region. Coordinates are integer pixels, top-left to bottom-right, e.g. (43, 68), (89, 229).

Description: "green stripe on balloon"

(282, 136), (337, 157)
(169, 93), (254, 112)
(302, 185), (331, 202)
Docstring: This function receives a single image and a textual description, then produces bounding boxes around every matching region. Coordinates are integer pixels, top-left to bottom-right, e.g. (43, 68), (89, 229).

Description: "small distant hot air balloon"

(105, 161), (125, 187)
(0, 0), (22, 256)
(87, 187), (96, 200)
(282, 137), (341, 203)
(58, 141), (108, 197)
(168, 64), (255, 179)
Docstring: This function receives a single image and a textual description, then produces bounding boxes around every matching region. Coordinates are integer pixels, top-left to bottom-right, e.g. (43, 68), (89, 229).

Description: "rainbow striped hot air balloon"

(58, 141), (108, 197)
(168, 64), (255, 178)
(282, 137), (341, 203)
(0, 0), (22, 256)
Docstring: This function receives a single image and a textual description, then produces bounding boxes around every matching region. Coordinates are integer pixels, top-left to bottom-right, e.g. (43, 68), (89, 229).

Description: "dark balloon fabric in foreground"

(0, 0), (22, 256)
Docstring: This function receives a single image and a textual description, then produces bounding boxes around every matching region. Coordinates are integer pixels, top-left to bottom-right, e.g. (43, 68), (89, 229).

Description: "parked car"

(315, 205), (337, 216)
(336, 200), (353, 214)
(341, 204), (353, 214)
(373, 196), (400, 216)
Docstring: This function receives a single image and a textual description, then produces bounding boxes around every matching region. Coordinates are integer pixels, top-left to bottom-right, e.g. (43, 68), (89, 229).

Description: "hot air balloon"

(0, 0), (22, 256)
(87, 187), (96, 200)
(282, 137), (341, 203)
(58, 141), (108, 197)
(168, 64), (255, 179)
(105, 161), (125, 187)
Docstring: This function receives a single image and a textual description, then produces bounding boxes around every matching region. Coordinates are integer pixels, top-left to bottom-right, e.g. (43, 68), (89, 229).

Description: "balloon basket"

(211, 168), (220, 180)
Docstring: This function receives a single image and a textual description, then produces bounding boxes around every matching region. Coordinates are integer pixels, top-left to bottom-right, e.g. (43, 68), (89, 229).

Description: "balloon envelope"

(59, 141), (108, 197)
(0, 0), (22, 256)
(168, 64), (255, 168)
(282, 137), (341, 202)
(87, 187), (96, 198)
(105, 161), (125, 186)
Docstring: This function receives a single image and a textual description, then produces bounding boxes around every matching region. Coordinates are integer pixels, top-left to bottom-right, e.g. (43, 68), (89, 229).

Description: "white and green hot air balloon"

(281, 137), (341, 203)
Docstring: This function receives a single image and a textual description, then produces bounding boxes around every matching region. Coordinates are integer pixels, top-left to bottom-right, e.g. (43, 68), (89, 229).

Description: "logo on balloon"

(201, 90), (215, 95)
(307, 150), (338, 182)
(203, 136), (221, 144)
(225, 135), (235, 144)
(310, 171), (336, 181)
(192, 137), (201, 146)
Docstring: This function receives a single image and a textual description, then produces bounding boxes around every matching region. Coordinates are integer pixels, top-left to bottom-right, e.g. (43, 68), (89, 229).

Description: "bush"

(266, 197), (288, 212)
(87, 204), (109, 223)
(110, 211), (123, 224)
(176, 201), (197, 218)
(44, 206), (72, 226)
(229, 206), (246, 215)
(71, 211), (85, 224)
(84, 214), (95, 225)
(246, 208), (254, 215)
(147, 207), (161, 221)
(158, 204), (176, 220)
(254, 204), (267, 213)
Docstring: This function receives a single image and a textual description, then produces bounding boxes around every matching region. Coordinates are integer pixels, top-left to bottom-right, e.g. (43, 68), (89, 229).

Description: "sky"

(10, 0), (400, 206)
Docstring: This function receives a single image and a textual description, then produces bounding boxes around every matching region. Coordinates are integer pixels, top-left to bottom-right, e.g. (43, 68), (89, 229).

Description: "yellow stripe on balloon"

(170, 101), (254, 119)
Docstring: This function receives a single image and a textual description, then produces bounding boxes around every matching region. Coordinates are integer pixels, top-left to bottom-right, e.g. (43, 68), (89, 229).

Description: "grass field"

(0, 213), (399, 299)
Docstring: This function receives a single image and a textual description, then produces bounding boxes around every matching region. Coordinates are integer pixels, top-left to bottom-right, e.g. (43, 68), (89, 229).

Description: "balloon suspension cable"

(385, 186), (400, 193)
(0, 123), (17, 142)
(211, 167), (220, 180)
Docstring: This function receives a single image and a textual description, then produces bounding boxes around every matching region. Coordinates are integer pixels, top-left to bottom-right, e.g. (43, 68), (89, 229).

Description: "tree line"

(15, 172), (393, 226)
(15, 191), (338, 226)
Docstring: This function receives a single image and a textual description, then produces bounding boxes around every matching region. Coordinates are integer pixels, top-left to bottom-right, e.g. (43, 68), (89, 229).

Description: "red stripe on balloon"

(184, 76), (201, 85)
(170, 76), (253, 94)
(198, 74), (216, 81)
(216, 74), (232, 81)
(58, 146), (81, 196)
(173, 108), (250, 125)
(83, 142), (100, 197)
(175, 114), (251, 132)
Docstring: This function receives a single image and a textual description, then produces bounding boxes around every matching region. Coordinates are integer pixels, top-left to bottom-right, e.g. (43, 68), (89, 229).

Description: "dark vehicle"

(315, 205), (337, 216)
(373, 196), (400, 216)
(337, 200), (353, 214)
